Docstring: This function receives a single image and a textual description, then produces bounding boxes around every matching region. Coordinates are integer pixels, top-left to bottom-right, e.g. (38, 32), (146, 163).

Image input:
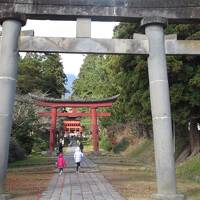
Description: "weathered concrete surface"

(0, 0), (200, 23)
(152, 193), (185, 200)
(0, 19), (22, 194)
(144, 17), (184, 200)
(14, 36), (200, 55)
(76, 18), (91, 38)
(18, 37), (149, 54)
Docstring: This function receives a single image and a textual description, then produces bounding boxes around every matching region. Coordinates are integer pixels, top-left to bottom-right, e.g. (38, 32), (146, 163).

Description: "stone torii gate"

(30, 94), (118, 153)
(0, 0), (200, 199)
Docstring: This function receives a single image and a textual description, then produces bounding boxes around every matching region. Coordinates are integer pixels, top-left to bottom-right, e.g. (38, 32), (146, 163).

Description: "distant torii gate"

(30, 94), (118, 153)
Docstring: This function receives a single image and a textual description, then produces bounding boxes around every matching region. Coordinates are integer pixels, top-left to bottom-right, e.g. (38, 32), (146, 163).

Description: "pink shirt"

(57, 154), (66, 168)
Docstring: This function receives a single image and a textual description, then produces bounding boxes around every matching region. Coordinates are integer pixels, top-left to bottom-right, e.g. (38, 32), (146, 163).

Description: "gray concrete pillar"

(0, 19), (23, 194)
(141, 17), (185, 200)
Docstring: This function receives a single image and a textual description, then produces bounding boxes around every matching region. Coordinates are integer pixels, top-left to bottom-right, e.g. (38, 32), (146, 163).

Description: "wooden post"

(91, 108), (98, 153)
(50, 107), (57, 153)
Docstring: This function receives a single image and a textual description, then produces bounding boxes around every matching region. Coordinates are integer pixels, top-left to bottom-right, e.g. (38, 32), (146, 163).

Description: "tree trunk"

(138, 124), (144, 138)
(176, 145), (190, 162)
(189, 118), (200, 156)
(143, 127), (151, 138)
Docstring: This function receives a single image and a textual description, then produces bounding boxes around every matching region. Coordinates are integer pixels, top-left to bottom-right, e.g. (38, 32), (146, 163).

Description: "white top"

(74, 147), (83, 163)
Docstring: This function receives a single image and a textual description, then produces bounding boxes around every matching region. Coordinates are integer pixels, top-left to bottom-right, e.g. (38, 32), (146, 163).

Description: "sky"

(21, 20), (118, 76)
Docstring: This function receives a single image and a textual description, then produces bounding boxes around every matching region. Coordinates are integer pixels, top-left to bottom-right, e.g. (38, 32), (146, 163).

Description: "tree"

(73, 23), (152, 137)
(165, 24), (200, 155)
(17, 53), (67, 98)
(40, 54), (67, 97)
(12, 95), (41, 154)
(73, 55), (112, 99)
(13, 53), (67, 156)
(73, 23), (200, 155)
(17, 53), (43, 94)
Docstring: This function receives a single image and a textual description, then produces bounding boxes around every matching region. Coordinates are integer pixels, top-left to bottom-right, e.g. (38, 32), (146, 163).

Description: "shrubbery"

(32, 137), (49, 152)
(113, 138), (129, 154)
(100, 132), (112, 151)
(9, 138), (26, 163)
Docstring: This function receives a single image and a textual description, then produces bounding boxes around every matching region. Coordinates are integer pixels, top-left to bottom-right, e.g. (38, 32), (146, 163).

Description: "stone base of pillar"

(152, 193), (185, 200)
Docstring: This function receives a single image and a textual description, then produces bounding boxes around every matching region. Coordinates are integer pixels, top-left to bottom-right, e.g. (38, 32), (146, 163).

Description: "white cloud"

(61, 53), (85, 76)
(0, 20), (118, 76)
(23, 20), (76, 37)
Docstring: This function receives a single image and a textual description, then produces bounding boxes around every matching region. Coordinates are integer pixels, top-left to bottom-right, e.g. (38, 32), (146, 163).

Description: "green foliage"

(72, 22), (152, 135)
(165, 25), (200, 128)
(17, 53), (42, 94)
(113, 138), (129, 154)
(8, 154), (55, 168)
(100, 131), (112, 151)
(12, 96), (39, 154)
(17, 53), (67, 98)
(32, 136), (49, 152)
(72, 22), (200, 148)
(175, 134), (189, 159)
(9, 138), (26, 163)
(11, 95), (47, 155)
(12, 53), (67, 157)
(73, 55), (113, 99)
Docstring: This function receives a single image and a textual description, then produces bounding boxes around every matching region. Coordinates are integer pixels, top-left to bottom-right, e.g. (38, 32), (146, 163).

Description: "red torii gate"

(30, 94), (119, 153)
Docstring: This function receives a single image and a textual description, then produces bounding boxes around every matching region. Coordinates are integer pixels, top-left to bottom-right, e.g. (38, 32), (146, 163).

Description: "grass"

(98, 163), (156, 200)
(89, 139), (200, 200)
(5, 140), (200, 200)
(83, 140), (108, 154)
(97, 157), (200, 200)
(6, 167), (54, 199)
(8, 153), (55, 168)
(89, 151), (200, 200)
(177, 154), (200, 182)
(121, 139), (154, 165)
(6, 153), (55, 199)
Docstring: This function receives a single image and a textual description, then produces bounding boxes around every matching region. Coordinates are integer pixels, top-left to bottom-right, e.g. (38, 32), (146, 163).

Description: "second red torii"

(30, 94), (119, 153)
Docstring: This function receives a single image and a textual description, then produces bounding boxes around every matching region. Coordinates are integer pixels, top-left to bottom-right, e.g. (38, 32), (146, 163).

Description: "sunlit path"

(40, 147), (125, 200)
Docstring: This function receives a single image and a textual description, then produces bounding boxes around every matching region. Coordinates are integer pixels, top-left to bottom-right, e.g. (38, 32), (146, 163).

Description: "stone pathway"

(40, 147), (125, 200)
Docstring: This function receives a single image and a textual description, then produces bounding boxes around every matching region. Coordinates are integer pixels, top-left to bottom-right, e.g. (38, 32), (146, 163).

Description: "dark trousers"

(59, 168), (63, 173)
(76, 162), (80, 172)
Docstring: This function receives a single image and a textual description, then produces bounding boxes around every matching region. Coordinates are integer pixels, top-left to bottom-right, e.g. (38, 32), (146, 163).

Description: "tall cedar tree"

(17, 53), (67, 98)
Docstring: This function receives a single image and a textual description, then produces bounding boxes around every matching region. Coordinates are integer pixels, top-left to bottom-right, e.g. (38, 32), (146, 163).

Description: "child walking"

(74, 147), (83, 173)
(56, 153), (66, 175)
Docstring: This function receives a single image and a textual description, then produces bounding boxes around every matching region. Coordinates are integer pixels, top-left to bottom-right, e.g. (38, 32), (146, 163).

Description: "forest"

(11, 22), (200, 162)
(10, 53), (67, 161)
(72, 22), (200, 158)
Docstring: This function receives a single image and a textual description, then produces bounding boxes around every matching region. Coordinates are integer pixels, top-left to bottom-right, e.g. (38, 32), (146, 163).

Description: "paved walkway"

(40, 147), (125, 200)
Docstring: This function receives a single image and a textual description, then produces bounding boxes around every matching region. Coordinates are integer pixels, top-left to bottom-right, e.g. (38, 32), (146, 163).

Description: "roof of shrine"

(29, 93), (119, 104)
